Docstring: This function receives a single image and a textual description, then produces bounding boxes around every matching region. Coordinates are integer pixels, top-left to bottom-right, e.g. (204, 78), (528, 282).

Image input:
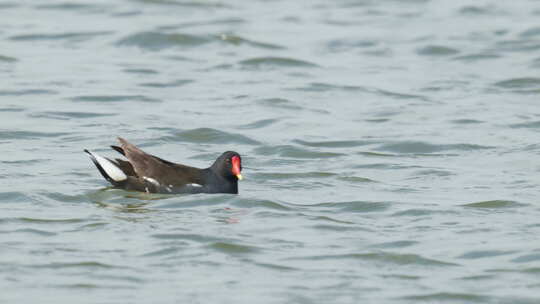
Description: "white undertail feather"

(91, 152), (127, 182)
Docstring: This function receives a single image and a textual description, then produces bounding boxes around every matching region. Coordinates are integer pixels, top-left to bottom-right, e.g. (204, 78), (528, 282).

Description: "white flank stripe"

(93, 153), (127, 181)
(143, 176), (160, 186)
(187, 183), (203, 188)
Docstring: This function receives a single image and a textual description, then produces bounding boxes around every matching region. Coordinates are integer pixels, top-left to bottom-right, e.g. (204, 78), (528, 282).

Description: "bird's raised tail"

(84, 149), (127, 184)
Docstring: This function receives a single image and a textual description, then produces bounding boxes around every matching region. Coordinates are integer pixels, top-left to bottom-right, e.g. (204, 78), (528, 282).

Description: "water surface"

(1, 1), (540, 303)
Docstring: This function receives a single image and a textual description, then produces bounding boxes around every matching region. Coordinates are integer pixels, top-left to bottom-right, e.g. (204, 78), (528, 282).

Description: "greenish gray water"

(2, 1), (540, 303)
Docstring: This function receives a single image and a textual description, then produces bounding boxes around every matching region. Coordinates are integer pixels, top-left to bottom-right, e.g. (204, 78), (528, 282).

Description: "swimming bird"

(85, 137), (242, 194)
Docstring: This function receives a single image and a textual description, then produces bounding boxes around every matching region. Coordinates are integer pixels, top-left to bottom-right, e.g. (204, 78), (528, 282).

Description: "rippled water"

(2, 1), (540, 303)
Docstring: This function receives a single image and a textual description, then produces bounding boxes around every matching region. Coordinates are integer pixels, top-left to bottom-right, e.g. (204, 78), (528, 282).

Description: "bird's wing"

(117, 137), (203, 187)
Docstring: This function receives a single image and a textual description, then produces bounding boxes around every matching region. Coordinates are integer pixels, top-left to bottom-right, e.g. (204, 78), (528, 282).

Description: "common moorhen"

(85, 137), (242, 194)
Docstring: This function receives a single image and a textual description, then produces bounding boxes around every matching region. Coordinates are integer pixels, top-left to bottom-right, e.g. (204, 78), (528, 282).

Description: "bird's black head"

(210, 151), (243, 182)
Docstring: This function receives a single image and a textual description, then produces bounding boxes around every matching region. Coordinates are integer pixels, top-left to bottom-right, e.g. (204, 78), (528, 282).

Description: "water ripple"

(71, 95), (160, 103)
(257, 98), (302, 110)
(0, 192), (40, 204)
(392, 209), (459, 216)
(511, 253), (540, 263)
(509, 120), (540, 129)
(289, 252), (457, 266)
(450, 119), (484, 124)
(117, 31), (212, 50)
(10, 31), (113, 42)
(291, 82), (428, 100)
(370, 240), (418, 249)
(0, 3), (18, 9)
(254, 262), (299, 272)
(375, 141), (493, 154)
(32, 261), (120, 269)
(0, 130), (69, 139)
(239, 57), (318, 68)
(337, 176), (378, 183)
(459, 5), (498, 16)
(417, 45), (460, 56)
(326, 39), (378, 52)
(231, 198), (291, 211)
(402, 292), (489, 302)
(494, 77), (540, 93)
(310, 224), (361, 232)
(30, 111), (116, 120)
(139, 79), (193, 88)
(252, 172), (336, 180)
(521, 27), (540, 38)
(132, 0), (231, 8)
(236, 118), (279, 129)
(35, 3), (107, 11)
(208, 241), (261, 254)
(0, 106), (24, 112)
(162, 127), (260, 145)
(0, 89), (57, 96)
(292, 82), (367, 92)
(50, 283), (136, 290)
(294, 139), (374, 148)
(159, 18), (245, 30)
(254, 145), (345, 158)
(0, 55), (17, 62)
(496, 40), (540, 53)
(218, 33), (285, 50)
(89, 273), (145, 284)
(5, 228), (57, 236)
(305, 201), (391, 213)
(454, 53), (501, 62)
(151, 233), (225, 243)
(123, 68), (159, 75)
(151, 194), (232, 209)
(308, 215), (354, 225)
(461, 200), (526, 209)
(458, 250), (515, 260)
(14, 217), (86, 224)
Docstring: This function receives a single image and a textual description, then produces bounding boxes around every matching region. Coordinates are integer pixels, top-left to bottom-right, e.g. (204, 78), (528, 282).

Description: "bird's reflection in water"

(87, 187), (248, 223)
(88, 187), (172, 214)
(215, 207), (249, 224)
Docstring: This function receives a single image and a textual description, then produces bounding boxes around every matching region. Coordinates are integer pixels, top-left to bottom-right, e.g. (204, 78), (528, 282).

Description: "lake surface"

(2, 0), (540, 303)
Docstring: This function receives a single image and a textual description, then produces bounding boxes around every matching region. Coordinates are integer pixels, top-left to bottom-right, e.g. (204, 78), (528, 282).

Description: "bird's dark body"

(85, 137), (242, 194)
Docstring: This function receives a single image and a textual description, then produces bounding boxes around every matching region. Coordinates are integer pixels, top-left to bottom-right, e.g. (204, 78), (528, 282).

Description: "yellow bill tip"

(236, 174), (243, 180)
